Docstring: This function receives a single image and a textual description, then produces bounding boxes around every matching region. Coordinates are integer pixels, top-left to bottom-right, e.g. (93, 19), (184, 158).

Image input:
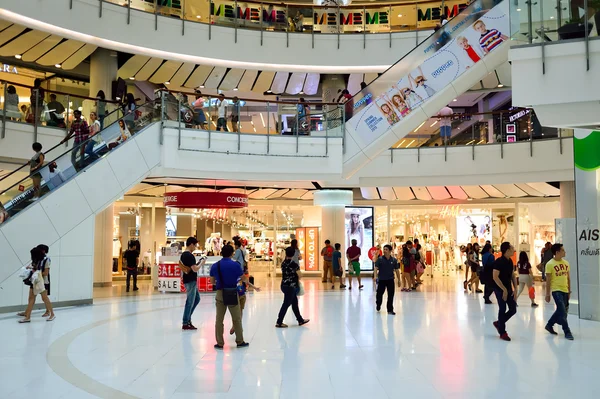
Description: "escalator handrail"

(0, 105), (126, 184)
(0, 101), (156, 197)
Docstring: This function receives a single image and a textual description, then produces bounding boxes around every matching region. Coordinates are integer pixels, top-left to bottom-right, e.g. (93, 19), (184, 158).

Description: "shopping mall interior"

(0, 0), (600, 398)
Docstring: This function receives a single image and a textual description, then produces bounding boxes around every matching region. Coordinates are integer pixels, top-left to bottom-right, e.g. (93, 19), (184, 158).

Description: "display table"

(158, 255), (220, 293)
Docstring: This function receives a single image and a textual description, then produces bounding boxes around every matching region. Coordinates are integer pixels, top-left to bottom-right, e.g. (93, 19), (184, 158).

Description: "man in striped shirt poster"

(473, 20), (508, 54)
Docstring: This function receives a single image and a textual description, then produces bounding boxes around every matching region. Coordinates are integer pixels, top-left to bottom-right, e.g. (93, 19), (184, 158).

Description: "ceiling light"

(453, 98), (457, 102)
(14, 54), (22, 59)
(406, 139), (415, 148)
(497, 84), (504, 88)
(550, 16), (554, 19)
(398, 14), (403, 17)
(430, 120), (438, 127)
(233, 87), (238, 91)
(467, 197), (473, 201)
(517, 8), (522, 11)
(414, 121), (426, 132)
(164, 81), (170, 85)
(129, 76), (135, 80)
(196, 15), (201, 18)
(55, 63), (62, 68)
(199, 85), (205, 88)
(299, 91), (304, 95)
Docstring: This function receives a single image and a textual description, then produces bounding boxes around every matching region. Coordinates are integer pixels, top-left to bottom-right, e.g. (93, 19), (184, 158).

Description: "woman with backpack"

(516, 251), (538, 307)
(400, 244), (414, 292)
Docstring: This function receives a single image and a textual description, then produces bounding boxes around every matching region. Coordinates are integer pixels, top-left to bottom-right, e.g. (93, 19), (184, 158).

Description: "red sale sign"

(368, 247), (381, 262)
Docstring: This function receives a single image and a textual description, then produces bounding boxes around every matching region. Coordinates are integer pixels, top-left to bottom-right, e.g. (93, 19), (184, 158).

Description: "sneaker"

(545, 324), (558, 335)
(475, 289), (483, 293)
(388, 311), (396, 315)
(531, 302), (539, 307)
(359, 285), (364, 290)
(340, 284), (347, 289)
(484, 299), (493, 304)
(182, 324), (197, 330)
(133, 287), (139, 291)
(275, 323), (288, 328)
(299, 319), (310, 326)
(237, 342), (250, 348)
(376, 305), (381, 312)
(214, 344), (224, 350)
(468, 283), (472, 292)
(463, 280), (467, 290)
(348, 286), (352, 290)
(500, 333), (511, 341)
(565, 332), (574, 341)
(493, 321), (500, 335)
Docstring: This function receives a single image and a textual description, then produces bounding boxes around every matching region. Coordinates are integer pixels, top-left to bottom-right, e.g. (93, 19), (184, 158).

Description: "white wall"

(0, 0), (430, 73)
(0, 121), (73, 163)
(510, 39), (600, 128)
(0, 123), (162, 312)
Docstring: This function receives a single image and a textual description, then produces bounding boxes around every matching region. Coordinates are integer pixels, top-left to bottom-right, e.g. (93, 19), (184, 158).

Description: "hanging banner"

(348, 0), (509, 144)
(305, 227), (319, 271)
(295, 227), (306, 269)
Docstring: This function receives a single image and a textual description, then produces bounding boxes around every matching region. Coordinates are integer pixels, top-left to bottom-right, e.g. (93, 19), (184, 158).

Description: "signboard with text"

(305, 227), (319, 271)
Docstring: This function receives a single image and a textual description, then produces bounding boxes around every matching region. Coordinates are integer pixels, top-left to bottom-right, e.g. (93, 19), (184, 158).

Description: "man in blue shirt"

(210, 244), (249, 349)
(332, 243), (346, 290)
(374, 244), (401, 315)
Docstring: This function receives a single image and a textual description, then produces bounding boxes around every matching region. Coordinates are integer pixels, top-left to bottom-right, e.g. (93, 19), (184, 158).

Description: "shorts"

(440, 125), (452, 138)
(470, 264), (479, 273)
(333, 267), (343, 277)
(348, 261), (361, 275)
(45, 283), (50, 295)
(239, 294), (246, 311)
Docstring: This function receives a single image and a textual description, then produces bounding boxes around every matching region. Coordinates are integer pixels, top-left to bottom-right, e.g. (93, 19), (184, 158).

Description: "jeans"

(277, 284), (304, 324)
(376, 279), (395, 311)
(484, 284), (494, 301)
(182, 281), (200, 325)
(71, 141), (85, 170)
(494, 288), (517, 334)
(216, 117), (228, 131)
(215, 290), (244, 346)
(85, 140), (99, 163)
(548, 291), (571, 333)
(126, 269), (137, 291)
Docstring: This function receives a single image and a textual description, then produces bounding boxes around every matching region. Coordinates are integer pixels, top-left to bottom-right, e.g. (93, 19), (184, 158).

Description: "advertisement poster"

(456, 214), (492, 245)
(295, 227), (306, 269)
(345, 207), (374, 271)
(348, 0), (509, 144)
(305, 227), (319, 271)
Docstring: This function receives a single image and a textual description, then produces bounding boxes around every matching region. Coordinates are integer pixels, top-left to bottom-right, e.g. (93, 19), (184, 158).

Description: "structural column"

(93, 205), (114, 287)
(314, 190), (353, 273)
(560, 181), (576, 219)
(89, 48), (118, 99)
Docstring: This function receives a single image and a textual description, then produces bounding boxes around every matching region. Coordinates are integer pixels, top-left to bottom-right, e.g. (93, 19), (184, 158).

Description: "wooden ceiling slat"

(61, 43), (97, 70)
(149, 60), (183, 84)
(37, 40), (85, 66)
(219, 68), (244, 91)
(0, 25), (27, 47)
(238, 69), (257, 92)
(169, 63), (195, 87)
(252, 71), (275, 93)
(118, 55), (151, 79)
(22, 35), (62, 62)
(203, 66), (227, 89)
(134, 57), (163, 81)
(0, 30), (50, 57)
(184, 65), (213, 88)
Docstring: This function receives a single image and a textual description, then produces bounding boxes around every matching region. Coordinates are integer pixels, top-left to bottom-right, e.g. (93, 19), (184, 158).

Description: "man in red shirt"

(321, 240), (334, 284)
(346, 239), (364, 290)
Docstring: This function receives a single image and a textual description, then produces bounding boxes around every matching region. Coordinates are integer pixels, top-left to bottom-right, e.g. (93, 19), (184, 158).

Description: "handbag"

(536, 263), (544, 272)
(296, 281), (305, 296)
(528, 286), (535, 300)
(217, 261), (239, 306)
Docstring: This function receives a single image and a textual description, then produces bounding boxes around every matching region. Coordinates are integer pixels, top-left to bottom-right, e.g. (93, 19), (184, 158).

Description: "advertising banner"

(313, 7), (389, 33)
(345, 207), (374, 271)
(295, 227), (306, 270)
(574, 129), (600, 320)
(348, 0), (509, 145)
(305, 227), (319, 271)
(456, 213), (492, 245)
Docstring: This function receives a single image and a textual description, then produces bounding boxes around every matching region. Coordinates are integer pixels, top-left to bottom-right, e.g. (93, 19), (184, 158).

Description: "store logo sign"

(2, 64), (18, 74)
(164, 195), (178, 204)
(227, 196), (248, 204)
(439, 205), (460, 218)
(418, 3), (469, 22)
(509, 109), (531, 122)
(210, 2), (286, 24)
(313, 10), (389, 26)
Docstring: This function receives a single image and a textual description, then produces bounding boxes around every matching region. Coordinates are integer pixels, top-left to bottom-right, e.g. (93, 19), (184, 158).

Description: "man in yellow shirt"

(544, 243), (573, 340)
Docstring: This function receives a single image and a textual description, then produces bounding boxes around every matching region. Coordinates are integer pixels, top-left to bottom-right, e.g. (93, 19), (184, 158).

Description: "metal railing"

(160, 89), (346, 156)
(93, 0), (459, 48)
(510, 0), (600, 72)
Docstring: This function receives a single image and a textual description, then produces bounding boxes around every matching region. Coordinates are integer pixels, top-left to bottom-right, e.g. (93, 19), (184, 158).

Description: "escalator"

(342, 0), (510, 177)
(0, 101), (165, 291)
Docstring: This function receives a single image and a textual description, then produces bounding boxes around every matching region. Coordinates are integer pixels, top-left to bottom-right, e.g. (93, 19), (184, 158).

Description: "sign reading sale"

(158, 263), (182, 292)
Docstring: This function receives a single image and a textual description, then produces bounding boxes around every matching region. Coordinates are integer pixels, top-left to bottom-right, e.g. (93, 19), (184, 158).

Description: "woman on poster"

(347, 210), (364, 249)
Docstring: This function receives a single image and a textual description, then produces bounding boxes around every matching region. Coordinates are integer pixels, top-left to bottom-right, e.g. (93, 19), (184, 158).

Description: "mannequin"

(440, 241), (448, 276)
(533, 232), (545, 265)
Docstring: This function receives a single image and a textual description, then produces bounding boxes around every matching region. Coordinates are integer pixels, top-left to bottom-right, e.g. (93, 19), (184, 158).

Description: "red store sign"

(163, 192), (248, 209)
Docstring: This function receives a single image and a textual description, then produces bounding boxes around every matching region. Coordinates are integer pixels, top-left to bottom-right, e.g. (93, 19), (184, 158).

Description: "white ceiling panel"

(134, 57), (163, 81)
(493, 184), (527, 197)
(219, 188), (251, 194)
(525, 183), (559, 196)
(37, 40), (84, 66)
(347, 73), (363, 95)
(0, 30), (49, 56)
(181, 187), (214, 192)
(61, 43), (97, 70)
(301, 191), (314, 200)
(185, 65), (213, 88)
(427, 186), (451, 200)
(480, 184), (506, 198)
(515, 183), (544, 197)
(21, 35), (62, 62)
(203, 66), (227, 89)
(219, 68), (245, 91)
(127, 183), (154, 194)
(169, 63), (195, 87)
(364, 72), (378, 84)
(303, 73), (320, 95)
(248, 189), (278, 199)
(238, 69), (258, 92)
(446, 186), (468, 200)
(118, 55), (151, 79)
(461, 185), (489, 199)
(495, 62), (512, 87)
(270, 71), (289, 94)
(392, 187), (415, 200)
(149, 60), (182, 84)
(285, 72), (307, 95)
(253, 71), (275, 93)
(283, 189), (308, 199)
(267, 189), (290, 199)
(378, 187), (396, 200)
(412, 187), (432, 201)
(360, 187), (379, 200)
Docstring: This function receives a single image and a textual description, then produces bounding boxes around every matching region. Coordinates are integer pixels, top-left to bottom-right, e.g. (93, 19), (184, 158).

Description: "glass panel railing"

(0, 102), (160, 226)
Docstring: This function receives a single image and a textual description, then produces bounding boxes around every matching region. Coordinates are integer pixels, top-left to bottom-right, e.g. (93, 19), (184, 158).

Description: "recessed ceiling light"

(196, 15), (201, 18)
(517, 8), (522, 11)
(497, 84), (504, 88)
(266, 89), (272, 93)
(299, 91), (304, 95)
(55, 63), (61, 68)
(199, 85), (205, 88)
(233, 87), (238, 91)
(164, 81), (170, 85)
(398, 14), (403, 17)
(14, 54), (22, 59)
(129, 76), (135, 80)
(453, 98), (457, 102)
(550, 16), (554, 19)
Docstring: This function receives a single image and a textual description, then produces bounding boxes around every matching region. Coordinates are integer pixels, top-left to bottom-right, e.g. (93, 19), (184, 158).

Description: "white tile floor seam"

(2, 274), (600, 399)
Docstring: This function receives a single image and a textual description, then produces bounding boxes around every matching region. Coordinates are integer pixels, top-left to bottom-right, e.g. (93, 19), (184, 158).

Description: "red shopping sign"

(368, 247), (381, 262)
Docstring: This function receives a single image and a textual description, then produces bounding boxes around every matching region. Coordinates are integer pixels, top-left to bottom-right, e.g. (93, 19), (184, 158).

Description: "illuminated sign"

(509, 109), (531, 122)
(439, 205), (460, 218)
(210, 2), (287, 24)
(417, 2), (469, 22)
(305, 227), (319, 271)
(2, 64), (18, 74)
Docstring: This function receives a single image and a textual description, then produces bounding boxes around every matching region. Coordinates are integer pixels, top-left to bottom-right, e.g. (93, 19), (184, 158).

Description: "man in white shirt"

(216, 94), (228, 131)
(438, 105), (453, 144)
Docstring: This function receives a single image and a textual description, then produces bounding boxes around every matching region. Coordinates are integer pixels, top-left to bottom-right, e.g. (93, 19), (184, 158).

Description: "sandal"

(18, 319), (31, 323)
(47, 315), (56, 322)
(42, 313), (50, 317)
(16, 312), (26, 317)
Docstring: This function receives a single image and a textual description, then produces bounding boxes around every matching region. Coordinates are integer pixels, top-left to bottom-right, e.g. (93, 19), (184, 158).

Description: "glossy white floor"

(2, 272), (600, 399)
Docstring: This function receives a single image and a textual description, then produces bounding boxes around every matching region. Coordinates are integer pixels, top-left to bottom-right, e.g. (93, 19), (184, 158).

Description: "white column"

(314, 190), (353, 268)
(560, 181), (576, 219)
(89, 48), (118, 99)
(93, 205), (114, 287)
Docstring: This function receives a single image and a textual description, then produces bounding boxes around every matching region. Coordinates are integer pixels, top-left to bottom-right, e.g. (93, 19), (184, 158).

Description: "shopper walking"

(544, 243), (573, 340)
(516, 251), (538, 307)
(62, 110), (89, 171)
(123, 242), (139, 292)
(463, 243), (473, 291)
(492, 242), (517, 341)
(332, 243), (346, 289)
(481, 243), (495, 304)
(216, 94), (228, 131)
(96, 90), (108, 129)
(230, 96), (240, 132)
(346, 239), (363, 290)
(29, 78), (45, 125)
(123, 93), (137, 130)
(375, 245), (401, 314)
(400, 245), (413, 292)
(540, 242), (553, 281)
(290, 239), (302, 265)
(276, 247), (310, 328)
(18, 247), (55, 323)
(29, 142), (44, 200)
(178, 237), (204, 330)
(321, 239), (334, 284)
(85, 111), (101, 163)
(467, 243), (483, 293)
(210, 244), (249, 349)
(192, 91), (207, 129)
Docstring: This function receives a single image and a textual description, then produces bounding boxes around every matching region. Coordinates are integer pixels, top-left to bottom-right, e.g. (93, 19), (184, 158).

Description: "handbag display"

(217, 261), (239, 306)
